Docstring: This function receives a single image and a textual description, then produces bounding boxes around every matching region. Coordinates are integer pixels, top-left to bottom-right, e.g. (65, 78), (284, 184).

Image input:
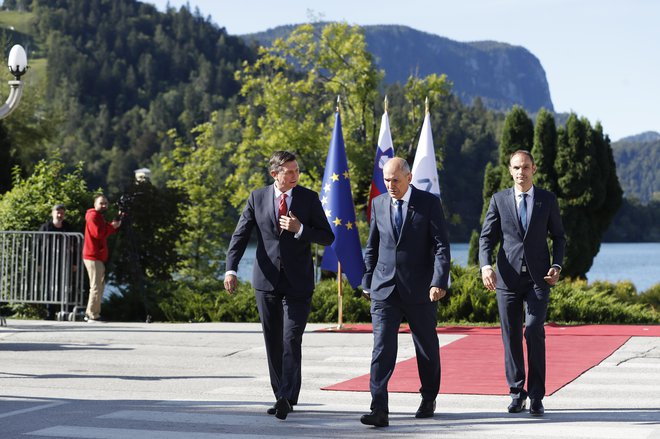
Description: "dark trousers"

(369, 290), (440, 411)
(255, 272), (311, 404)
(496, 273), (549, 400)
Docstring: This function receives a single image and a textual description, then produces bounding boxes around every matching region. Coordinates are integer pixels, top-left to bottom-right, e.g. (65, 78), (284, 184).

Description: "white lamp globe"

(8, 45), (28, 79)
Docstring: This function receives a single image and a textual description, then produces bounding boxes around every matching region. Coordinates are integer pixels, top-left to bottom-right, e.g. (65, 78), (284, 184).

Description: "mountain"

(611, 136), (659, 204)
(617, 131), (660, 143)
(245, 24), (554, 113)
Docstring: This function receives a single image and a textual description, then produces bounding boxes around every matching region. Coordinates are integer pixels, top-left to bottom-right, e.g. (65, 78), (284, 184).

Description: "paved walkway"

(1, 320), (659, 438)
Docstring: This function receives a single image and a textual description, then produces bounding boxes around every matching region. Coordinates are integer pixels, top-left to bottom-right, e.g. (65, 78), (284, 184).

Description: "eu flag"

(320, 111), (365, 288)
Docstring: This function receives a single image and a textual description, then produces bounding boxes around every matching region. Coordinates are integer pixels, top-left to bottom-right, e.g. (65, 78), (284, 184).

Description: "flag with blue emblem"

(367, 108), (394, 221)
(411, 104), (441, 198)
(320, 110), (365, 288)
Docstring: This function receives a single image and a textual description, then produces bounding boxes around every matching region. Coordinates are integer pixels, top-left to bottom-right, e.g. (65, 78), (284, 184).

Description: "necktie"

(519, 193), (528, 232)
(394, 199), (403, 240)
(278, 193), (287, 230)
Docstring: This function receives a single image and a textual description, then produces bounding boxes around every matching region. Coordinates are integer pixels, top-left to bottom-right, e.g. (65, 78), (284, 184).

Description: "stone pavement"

(1, 319), (659, 438)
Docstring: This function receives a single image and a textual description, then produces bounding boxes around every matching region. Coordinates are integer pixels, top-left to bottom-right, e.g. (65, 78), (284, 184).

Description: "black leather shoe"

(267, 401), (294, 415)
(360, 409), (389, 427)
(529, 399), (544, 416)
(415, 399), (436, 418)
(508, 395), (527, 413)
(274, 397), (292, 420)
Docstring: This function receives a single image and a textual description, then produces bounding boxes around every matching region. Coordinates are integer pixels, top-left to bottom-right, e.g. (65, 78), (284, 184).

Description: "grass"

(0, 10), (35, 35)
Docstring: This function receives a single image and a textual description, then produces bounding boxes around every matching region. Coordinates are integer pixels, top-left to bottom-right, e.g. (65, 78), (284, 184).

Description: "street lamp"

(0, 44), (28, 119)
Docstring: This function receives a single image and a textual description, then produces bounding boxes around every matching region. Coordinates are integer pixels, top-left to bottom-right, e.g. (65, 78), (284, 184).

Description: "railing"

(0, 231), (85, 325)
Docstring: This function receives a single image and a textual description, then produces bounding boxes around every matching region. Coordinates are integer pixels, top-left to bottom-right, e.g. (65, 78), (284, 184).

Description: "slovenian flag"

(367, 110), (394, 221)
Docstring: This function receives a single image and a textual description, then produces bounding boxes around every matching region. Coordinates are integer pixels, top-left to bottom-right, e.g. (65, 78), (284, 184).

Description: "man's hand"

(279, 211), (301, 233)
(224, 274), (238, 294)
(481, 267), (497, 291)
(111, 220), (122, 229)
(429, 287), (446, 302)
(543, 266), (561, 286)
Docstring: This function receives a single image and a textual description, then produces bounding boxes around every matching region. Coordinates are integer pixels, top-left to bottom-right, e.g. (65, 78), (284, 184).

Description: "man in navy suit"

(479, 150), (565, 416)
(360, 157), (451, 427)
(224, 151), (334, 420)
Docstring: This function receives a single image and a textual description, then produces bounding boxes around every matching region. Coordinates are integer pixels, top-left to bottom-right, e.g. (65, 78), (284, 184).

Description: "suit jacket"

(479, 186), (566, 291)
(362, 186), (451, 304)
(226, 184), (334, 295)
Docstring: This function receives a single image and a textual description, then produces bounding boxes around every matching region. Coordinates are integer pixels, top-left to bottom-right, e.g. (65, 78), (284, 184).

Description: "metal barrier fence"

(0, 231), (85, 325)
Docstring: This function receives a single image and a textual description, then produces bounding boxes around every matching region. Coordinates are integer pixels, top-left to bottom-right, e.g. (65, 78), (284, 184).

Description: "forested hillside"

(0, 0), (651, 244)
(611, 133), (659, 204)
(1, 0), (255, 193)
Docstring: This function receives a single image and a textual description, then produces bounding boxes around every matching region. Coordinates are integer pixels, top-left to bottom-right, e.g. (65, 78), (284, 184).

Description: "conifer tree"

(531, 108), (558, 193)
(555, 115), (622, 278)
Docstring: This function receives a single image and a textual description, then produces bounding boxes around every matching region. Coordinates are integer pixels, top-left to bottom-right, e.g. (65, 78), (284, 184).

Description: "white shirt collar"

(274, 185), (293, 198)
(514, 185), (534, 199)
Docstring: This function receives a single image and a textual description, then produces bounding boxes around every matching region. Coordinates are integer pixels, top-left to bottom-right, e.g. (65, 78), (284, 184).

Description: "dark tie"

(278, 193), (287, 230)
(394, 199), (403, 240)
(519, 193), (528, 232)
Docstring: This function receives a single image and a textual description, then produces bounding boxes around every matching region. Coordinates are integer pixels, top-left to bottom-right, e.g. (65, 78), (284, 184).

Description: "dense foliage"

(16, 0), (255, 194)
(106, 269), (659, 324)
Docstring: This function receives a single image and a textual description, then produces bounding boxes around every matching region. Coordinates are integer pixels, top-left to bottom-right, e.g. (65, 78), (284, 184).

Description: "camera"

(116, 193), (139, 220)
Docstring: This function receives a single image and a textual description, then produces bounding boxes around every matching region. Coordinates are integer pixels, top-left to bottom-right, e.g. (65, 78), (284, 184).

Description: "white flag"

(411, 111), (440, 197)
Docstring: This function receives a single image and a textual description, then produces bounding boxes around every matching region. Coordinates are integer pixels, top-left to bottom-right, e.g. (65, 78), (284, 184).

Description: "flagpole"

(335, 94), (344, 330)
(337, 262), (343, 329)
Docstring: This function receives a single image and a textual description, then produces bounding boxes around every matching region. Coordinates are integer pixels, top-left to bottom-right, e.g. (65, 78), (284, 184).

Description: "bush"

(99, 267), (659, 325)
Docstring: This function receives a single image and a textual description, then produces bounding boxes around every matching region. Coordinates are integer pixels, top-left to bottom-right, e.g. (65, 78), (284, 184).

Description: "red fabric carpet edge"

(317, 323), (660, 337)
(321, 330), (635, 396)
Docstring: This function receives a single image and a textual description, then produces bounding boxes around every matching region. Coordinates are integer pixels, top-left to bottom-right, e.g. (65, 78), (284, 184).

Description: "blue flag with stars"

(320, 111), (365, 288)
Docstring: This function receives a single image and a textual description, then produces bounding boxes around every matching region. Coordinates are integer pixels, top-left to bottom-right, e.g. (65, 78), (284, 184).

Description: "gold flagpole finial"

(336, 95), (341, 113)
(384, 95), (389, 113)
(425, 96), (429, 114)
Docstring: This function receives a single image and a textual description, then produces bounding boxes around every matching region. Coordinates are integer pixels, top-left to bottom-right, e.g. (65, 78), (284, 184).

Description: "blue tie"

(394, 199), (403, 240)
(519, 193), (528, 232)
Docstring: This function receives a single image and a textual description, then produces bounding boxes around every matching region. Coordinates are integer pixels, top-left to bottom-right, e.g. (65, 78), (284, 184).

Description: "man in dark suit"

(224, 151), (334, 420)
(479, 150), (565, 416)
(360, 157), (451, 427)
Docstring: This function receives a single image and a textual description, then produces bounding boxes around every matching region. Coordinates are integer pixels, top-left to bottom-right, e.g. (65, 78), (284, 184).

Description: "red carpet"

(320, 324), (657, 396)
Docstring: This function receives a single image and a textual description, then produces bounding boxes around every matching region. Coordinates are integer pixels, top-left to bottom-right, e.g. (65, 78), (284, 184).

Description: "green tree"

(227, 22), (382, 209)
(160, 111), (240, 284)
(555, 114), (622, 278)
(104, 178), (186, 322)
(531, 108), (558, 193)
(0, 153), (90, 231)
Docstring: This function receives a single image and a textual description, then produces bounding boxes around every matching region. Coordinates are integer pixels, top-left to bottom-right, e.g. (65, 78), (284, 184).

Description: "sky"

(149, 0), (659, 141)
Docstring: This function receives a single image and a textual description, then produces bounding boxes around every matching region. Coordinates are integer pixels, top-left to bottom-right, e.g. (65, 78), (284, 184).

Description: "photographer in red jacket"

(83, 194), (121, 322)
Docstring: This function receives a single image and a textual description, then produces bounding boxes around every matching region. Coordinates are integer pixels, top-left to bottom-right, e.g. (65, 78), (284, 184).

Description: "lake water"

(236, 242), (660, 293)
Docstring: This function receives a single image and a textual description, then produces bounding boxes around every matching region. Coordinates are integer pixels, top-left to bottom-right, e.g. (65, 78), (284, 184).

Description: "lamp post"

(0, 44), (29, 120)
